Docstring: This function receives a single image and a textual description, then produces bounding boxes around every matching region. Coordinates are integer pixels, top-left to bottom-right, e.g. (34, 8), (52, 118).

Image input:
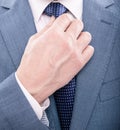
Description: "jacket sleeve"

(0, 73), (50, 130)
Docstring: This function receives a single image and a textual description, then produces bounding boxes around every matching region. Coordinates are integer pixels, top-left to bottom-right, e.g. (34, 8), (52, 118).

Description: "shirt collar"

(28, 0), (83, 22)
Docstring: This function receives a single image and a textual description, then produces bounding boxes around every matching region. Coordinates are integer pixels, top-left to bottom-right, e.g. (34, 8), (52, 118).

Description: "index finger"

(52, 13), (73, 32)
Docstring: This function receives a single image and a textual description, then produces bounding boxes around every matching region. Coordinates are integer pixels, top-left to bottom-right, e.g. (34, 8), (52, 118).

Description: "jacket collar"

(0, 0), (115, 8)
(0, 0), (61, 129)
(70, 0), (119, 130)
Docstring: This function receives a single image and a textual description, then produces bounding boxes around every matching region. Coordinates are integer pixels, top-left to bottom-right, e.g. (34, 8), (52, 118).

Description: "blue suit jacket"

(0, 0), (120, 130)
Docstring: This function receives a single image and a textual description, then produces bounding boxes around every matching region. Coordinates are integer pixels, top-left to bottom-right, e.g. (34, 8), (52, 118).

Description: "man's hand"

(16, 14), (94, 103)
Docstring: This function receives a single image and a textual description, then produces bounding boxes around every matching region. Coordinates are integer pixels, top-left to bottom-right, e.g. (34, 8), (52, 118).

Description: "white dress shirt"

(15, 0), (83, 125)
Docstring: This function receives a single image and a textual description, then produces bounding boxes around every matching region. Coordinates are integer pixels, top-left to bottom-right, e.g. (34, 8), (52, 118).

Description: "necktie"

(43, 2), (68, 18)
(44, 3), (76, 130)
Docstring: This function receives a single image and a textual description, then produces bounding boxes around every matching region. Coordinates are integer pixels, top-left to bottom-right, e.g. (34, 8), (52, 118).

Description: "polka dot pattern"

(43, 3), (76, 130)
(54, 78), (76, 130)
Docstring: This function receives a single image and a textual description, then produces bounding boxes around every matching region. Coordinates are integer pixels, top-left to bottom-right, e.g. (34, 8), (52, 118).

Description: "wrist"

(16, 70), (53, 104)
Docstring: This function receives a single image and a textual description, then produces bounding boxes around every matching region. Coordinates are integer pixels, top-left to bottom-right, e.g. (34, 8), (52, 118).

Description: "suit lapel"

(0, 0), (61, 129)
(0, 0), (36, 68)
(70, 0), (119, 130)
(46, 96), (61, 130)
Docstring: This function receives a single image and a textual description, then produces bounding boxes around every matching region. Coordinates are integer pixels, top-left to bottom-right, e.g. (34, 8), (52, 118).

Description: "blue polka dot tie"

(44, 3), (76, 130)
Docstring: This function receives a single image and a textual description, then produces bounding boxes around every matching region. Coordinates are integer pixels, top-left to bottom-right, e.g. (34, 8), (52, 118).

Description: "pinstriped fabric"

(44, 3), (76, 130)
(41, 111), (49, 127)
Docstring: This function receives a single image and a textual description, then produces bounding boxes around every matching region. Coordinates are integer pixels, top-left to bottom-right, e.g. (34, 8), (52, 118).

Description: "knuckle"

(58, 19), (67, 27)
(53, 14), (71, 29)
(78, 57), (85, 67)
(80, 32), (92, 45)
(75, 20), (84, 28)
(77, 20), (84, 33)
(72, 20), (84, 30)
(79, 20), (84, 30)
(63, 39), (73, 51)
(70, 20), (84, 32)
(60, 14), (71, 22)
(74, 52), (85, 67)
(49, 29), (62, 40)
(62, 36), (73, 51)
(60, 40), (74, 56)
(51, 30), (73, 52)
(71, 50), (82, 65)
(88, 45), (95, 54)
(89, 45), (94, 51)
(65, 32), (74, 43)
(84, 32), (92, 42)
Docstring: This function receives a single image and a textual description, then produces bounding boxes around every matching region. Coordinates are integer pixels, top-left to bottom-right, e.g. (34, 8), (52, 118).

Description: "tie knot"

(43, 2), (68, 18)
